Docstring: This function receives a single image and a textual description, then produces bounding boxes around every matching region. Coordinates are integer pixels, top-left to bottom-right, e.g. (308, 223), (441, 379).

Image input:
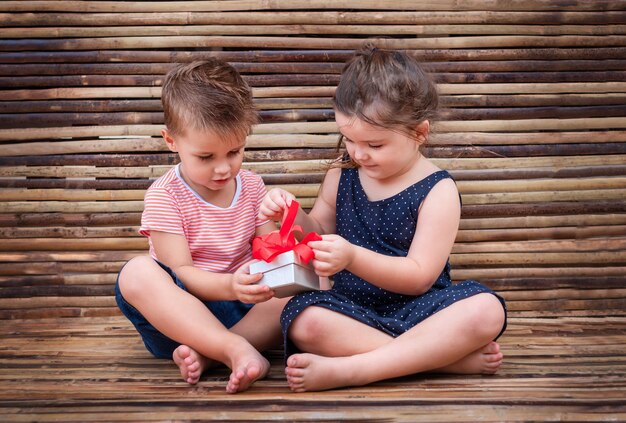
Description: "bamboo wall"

(0, 1), (625, 319)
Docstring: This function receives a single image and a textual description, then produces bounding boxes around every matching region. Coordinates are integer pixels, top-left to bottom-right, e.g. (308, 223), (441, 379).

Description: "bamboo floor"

(1, 314), (625, 422)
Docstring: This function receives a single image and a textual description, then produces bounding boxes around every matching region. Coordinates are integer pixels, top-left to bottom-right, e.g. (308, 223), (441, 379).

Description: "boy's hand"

(230, 262), (275, 304)
(308, 234), (355, 277)
(259, 188), (295, 221)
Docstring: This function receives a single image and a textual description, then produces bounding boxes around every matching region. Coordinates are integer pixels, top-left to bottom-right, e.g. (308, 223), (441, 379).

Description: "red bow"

(252, 200), (322, 263)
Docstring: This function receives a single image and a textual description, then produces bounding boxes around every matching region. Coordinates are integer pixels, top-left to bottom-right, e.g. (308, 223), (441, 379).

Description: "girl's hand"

(230, 262), (275, 304)
(259, 188), (296, 222)
(309, 234), (355, 277)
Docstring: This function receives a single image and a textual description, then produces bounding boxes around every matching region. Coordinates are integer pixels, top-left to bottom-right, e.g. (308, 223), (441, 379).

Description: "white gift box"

(249, 250), (320, 298)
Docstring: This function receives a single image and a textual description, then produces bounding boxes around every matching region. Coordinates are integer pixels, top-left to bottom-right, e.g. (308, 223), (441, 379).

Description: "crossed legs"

(285, 293), (505, 392)
(118, 255), (289, 393)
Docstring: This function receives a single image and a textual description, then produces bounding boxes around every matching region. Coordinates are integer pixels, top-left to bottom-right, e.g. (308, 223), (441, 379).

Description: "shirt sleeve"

(139, 186), (185, 238)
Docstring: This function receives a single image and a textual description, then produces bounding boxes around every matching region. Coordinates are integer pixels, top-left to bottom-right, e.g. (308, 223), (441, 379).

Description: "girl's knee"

(465, 293), (506, 339)
(118, 255), (158, 301)
(288, 306), (329, 346)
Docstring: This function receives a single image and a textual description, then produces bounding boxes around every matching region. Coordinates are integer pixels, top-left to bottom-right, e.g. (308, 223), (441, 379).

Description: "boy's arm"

(255, 220), (277, 237)
(150, 231), (272, 303)
(260, 167), (341, 235)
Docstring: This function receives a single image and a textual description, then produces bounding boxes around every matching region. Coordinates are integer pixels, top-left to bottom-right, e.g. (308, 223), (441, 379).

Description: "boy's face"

(162, 127), (246, 194)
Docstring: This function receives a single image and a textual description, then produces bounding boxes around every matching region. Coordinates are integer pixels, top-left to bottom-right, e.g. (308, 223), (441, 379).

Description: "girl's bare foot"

(173, 345), (211, 384)
(285, 353), (358, 392)
(436, 341), (503, 375)
(225, 349), (270, 394)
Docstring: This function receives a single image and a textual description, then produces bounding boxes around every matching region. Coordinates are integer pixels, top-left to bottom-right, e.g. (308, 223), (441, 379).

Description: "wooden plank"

(0, 316), (624, 421)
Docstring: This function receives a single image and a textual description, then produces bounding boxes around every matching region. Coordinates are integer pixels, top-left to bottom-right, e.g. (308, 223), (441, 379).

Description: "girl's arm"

(310, 178), (460, 296)
(150, 231), (274, 303)
(306, 166), (340, 234)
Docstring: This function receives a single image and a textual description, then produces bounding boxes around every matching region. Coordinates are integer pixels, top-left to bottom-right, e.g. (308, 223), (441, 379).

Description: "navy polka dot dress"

(280, 168), (507, 357)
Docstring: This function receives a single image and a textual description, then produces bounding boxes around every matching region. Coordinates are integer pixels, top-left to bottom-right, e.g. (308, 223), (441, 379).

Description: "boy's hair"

(332, 45), (438, 166)
(161, 59), (258, 141)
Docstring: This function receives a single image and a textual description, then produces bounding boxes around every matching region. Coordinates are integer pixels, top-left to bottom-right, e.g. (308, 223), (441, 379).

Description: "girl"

(260, 46), (507, 392)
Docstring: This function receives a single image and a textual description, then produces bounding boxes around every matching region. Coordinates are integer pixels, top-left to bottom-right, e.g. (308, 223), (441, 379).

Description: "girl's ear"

(161, 128), (177, 152)
(415, 120), (430, 145)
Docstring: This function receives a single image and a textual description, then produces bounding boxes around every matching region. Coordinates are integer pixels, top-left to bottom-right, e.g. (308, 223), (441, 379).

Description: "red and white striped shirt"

(140, 165), (268, 273)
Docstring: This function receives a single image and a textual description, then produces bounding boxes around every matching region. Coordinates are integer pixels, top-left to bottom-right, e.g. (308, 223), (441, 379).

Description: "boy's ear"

(415, 120), (430, 145)
(161, 128), (177, 152)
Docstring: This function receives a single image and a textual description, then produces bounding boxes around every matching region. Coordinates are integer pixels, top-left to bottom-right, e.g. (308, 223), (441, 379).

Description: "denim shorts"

(115, 259), (253, 359)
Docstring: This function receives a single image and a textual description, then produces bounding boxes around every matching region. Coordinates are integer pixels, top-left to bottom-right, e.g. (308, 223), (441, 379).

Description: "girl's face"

(336, 111), (425, 181)
(162, 127), (246, 196)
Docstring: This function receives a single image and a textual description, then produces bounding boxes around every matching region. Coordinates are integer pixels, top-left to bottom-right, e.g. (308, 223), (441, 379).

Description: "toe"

(286, 367), (305, 377)
(286, 355), (299, 367)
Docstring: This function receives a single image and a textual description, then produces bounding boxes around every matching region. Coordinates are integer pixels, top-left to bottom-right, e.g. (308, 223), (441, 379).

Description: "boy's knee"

(118, 255), (158, 302)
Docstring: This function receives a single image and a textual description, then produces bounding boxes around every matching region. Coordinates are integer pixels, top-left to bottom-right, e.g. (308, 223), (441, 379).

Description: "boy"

(115, 60), (288, 394)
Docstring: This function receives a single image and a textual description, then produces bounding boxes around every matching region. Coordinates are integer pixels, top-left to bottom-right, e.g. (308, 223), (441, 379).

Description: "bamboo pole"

(3, 81), (625, 103)
(0, 238), (148, 251)
(0, 1), (621, 13)
(0, 213), (142, 227)
(2, 131), (624, 157)
(0, 251), (144, 262)
(3, 117), (626, 142)
(3, 72), (626, 88)
(0, 74), (344, 89)
(0, 179), (152, 190)
(4, 24), (624, 39)
(0, 175), (324, 190)
(5, 11), (622, 26)
(441, 93), (626, 108)
(4, 35), (625, 52)
(7, 143), (626, 165)
(0, 99), (163, 113)
(429, 142), (626, 159)
(477, 276), (626, 291)
(1, 155), (624, 178)
(440, 105), (626, 120)
(456, 177), (626, 194)
(7, 225), (626, 245)
(2, 48), (622, 64)
(456, 225), (626, 243)
(0, 189), (147, 201)
(3, 176), (624, 202)
(450, 166), (626, 182)
(2, 105), (625, 129)
(5, 189), (626, 212)
(5, 93), (625, 113)
(0, 138), (166, 156)
(459, 214), (626, 230)
(451, 237), (626, 254)
(452, 268), (626, 281)
(0, 150), (335, 166)
(461, 200), (626, 218)
(431, 130), (626, 146)
(2, 201), (146, 213)
(450, 251), (626, 266)
(0, 226), (141, 239)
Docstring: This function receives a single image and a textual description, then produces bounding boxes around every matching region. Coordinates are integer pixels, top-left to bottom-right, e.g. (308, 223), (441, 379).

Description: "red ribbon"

(252, 200), (322, 263)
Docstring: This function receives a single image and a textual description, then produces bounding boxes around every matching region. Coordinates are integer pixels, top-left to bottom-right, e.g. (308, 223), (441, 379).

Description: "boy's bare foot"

(436, 341), (503, 375)
(285, 353), (356, 392)
(173, 345), (211, 384)
(225, 349), (270, 394)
